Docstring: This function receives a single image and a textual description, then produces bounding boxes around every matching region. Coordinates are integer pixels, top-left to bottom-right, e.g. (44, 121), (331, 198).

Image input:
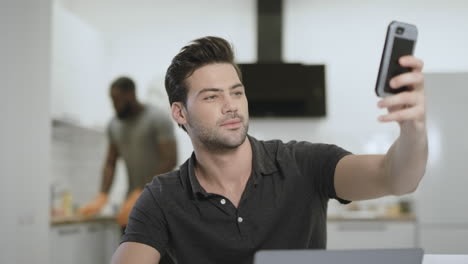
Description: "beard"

(116, 102), (133, 120)
(187, 112), (249, 153)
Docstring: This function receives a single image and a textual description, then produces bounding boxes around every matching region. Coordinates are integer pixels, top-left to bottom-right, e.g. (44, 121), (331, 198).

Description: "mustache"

(217, 113), (245, 125)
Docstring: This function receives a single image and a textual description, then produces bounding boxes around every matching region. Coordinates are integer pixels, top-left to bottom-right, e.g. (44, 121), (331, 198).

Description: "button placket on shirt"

(215, 196), (248, 238)
(235, 173), (261, 239)
(216, 197), (245, 228)
(207, 194), (236, 217)
(216, 197), (246, 227)
(235, 207), (251, 240)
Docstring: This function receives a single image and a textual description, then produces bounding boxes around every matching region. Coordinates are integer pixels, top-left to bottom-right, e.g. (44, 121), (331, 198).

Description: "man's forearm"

(100, 165), (115, 194)
(384, 121), (428, 195)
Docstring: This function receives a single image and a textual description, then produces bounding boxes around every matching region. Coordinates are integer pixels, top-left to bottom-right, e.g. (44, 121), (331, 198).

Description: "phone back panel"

(375, 21), (418, 97)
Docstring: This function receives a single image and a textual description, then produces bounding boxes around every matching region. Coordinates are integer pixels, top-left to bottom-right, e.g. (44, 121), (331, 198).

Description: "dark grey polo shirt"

(122, 136), (351, 264)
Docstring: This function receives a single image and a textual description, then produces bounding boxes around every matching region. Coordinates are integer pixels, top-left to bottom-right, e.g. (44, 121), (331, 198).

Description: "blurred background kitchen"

(2, 0), (468, 263)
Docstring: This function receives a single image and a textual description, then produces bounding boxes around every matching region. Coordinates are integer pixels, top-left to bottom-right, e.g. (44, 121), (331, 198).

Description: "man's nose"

(222, 96), (238, 114)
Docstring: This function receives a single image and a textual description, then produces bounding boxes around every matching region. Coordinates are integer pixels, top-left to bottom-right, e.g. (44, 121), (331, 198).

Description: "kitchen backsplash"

(51, 119), (128, 214)
(51, 119), (107, 207)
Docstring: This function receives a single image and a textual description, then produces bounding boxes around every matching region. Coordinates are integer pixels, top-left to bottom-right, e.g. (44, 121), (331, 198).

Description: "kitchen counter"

(327, 213), (416, 222)
(51, 214), (117, 226)
(327, 213), (417, 249)
(51, 213), (416, 226)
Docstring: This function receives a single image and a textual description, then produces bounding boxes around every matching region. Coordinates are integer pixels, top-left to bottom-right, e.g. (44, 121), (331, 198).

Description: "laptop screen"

(254, 248), (424, 264)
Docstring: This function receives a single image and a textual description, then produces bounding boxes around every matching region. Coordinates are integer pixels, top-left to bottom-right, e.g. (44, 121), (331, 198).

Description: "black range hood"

(239, 0), (326, 117)
(257, 0), (282, 62)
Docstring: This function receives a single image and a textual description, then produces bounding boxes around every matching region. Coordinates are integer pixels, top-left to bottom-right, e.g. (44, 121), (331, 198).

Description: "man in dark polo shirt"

(112, 36), (428, 264)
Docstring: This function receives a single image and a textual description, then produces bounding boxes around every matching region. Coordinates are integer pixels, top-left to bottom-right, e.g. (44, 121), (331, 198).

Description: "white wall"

(51, 2), (111, 128)
(0, 1), (52, 263)
(60, 0), (256, 104)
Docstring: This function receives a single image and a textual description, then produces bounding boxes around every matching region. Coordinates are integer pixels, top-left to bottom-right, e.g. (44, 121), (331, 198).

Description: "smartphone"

(375, 21), (418, 97)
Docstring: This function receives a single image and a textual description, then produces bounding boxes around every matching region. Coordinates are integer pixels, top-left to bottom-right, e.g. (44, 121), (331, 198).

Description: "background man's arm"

(101, 142), (119, 193)
(78, 143), (119, 215)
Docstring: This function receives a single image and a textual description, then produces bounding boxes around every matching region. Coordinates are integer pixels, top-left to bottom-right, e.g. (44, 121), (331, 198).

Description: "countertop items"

(51, 214), (116, 226)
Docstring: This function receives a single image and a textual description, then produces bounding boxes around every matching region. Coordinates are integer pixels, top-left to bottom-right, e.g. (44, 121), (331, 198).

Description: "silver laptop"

(254, 248), (424, 264)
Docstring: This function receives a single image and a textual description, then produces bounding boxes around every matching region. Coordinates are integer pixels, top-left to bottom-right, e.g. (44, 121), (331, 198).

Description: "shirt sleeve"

(286, 141), (352, 204)
(107, 121), (116, 145)
(121, 180), (169, 255)
(151, 109), (175, 143)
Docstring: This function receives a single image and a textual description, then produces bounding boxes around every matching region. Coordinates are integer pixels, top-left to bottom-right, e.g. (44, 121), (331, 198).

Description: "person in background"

(78, 76), (177, 228)
(111, 37), (428, 264)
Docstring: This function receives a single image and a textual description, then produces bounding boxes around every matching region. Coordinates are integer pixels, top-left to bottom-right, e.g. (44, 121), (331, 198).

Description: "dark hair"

(110, 76), (135, 93)
(164, 36), (242, 107)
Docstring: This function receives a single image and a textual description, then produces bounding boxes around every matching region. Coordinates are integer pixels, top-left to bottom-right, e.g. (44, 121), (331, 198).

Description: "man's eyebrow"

(230, 83), (244, 90)
(198, 88), (222, 95)
(197, 83), (244, 96)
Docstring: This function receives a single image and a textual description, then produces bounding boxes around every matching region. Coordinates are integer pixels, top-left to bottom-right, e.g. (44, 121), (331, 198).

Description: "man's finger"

(399, 55), (424, 72)
(389, 71), (424, 90)
(378, 105), (424, 123)
(378, 91), (419, 109)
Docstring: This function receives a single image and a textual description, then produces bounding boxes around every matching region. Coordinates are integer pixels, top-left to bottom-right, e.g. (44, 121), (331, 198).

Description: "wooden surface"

(51, 214), (116, 226)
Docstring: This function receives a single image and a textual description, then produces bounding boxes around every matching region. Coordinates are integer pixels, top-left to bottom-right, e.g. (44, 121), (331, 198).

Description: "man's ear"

(171, 102), (187, 127)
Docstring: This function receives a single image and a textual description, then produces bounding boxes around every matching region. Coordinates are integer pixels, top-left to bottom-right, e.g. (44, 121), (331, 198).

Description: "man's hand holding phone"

(375, 21), (426, 132)
(377, 55), (425, 128)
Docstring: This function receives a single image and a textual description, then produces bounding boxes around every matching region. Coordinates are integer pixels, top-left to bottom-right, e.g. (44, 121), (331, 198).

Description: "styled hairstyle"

(110, 76), (135, 93)
(164, 36), (242, 107)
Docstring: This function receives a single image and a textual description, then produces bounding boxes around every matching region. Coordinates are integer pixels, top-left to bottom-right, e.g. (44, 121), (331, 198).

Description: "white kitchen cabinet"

(413, 73), (468, 255)
(327, 220), (416, 249)
(104, 223), (122, 263)
(50, 222), (121, 264)
(419, 225), (468, 254)
(50, 225), (82, 264)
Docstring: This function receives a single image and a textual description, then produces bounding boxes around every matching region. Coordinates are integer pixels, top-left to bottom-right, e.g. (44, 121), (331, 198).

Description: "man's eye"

(234, 91), (244, 96)
(204, 95), (217, 100)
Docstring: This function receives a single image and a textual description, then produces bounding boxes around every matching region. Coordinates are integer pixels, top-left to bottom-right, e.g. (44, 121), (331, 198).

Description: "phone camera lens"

(396, 27), (405, 35)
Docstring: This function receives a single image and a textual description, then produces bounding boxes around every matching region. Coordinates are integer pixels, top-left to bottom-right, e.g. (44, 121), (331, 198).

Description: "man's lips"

(220, 118), (242, 127)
